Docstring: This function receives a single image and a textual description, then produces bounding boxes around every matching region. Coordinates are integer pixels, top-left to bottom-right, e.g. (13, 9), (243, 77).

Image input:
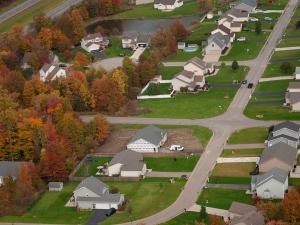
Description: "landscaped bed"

(227, 127), (269, 144)
(197, 188), (252, 209)
(211, 163), (256, 177)
(221, 148), (263, 157)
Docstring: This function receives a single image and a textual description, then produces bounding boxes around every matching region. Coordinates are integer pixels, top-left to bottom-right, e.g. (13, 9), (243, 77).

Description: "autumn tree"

(111, 68), (128, 95)
(73, 52), (91, 68)
(280, 189), (300, 223)
(86, 114), (110, 145)
(37, 27), (53, 50)
(258, 200), (281, 221)
(33, 13), (51, 32)
(170, 20), (190, 41)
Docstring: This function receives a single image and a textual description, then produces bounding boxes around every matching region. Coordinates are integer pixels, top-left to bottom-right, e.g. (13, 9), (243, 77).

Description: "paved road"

(46, 0), (83, 19)
(0, 0), (40, 23)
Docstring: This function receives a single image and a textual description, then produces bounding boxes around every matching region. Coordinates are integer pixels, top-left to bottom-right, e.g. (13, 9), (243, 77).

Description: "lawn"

(160, 66), (183, 80)
(271, 49), (300, 61)
(254, 79), (290, 93)
(102, 178), (186, 225)
(186, 21), (217, 44)
(144, 155), (200, 172)
(57, 46), (92, 63)
(103, 37), (133, 57)
(262, 61), (300, 78)
(257, 0), (289, 10)
(207, 66), (249, 84)
(142, 83), (172, 95)
(109, 0), (200, 19)
(0, 0), (68, 32)
(227, 127), (269, 144)
(139, 87), (238, 119)
(0, 182), (92, 224)
(167, 49), (202, 62)
(161, 212), (211, 225)
(211, 163), (256, 177)
(221, 148), (263, 157)
(284, 18), (300, 37)
(208, 176), (251, 184)
(289, 178), (300, 186)
(75, 157), (112, 177)
(197, 188), (252, 209)
(278, 37), (300, 48)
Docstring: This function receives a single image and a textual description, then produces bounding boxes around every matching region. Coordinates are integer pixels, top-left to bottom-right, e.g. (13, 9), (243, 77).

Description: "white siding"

(127, 138), (159, 152)
(256, 178), (288, 199)
(108, 163), (122, 176)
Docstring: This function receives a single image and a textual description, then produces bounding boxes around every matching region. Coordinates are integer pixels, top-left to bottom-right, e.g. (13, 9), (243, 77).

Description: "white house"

(171, 70), (205, 92)
(0, 161), (30, 186)
(39, 64), (67, 82)
(127, 125), (167, 153)
(154, 0), (183, 11)
(184, 57), (215, 76)
(107, 150), (147, 177)
(122, 32), (151, 50)
(81, 33), (109, 53)
(295, 67), (300, 80)
(234, 0), (257, 13)
(204, 32), (231, 55)
(211, 25), (236, 42)
(73, 176), (124, 210)
(226, 8), (249, 22)
(251, 167), (288, 199)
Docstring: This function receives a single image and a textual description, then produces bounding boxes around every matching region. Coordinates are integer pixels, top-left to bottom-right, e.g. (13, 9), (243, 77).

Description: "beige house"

(211, 25), (236, 42)
(228, 202), (264, 225)
(218, 15), (243, 33)
(285, 82), (300, 111)
(171, 70), (205, 92)
(204, 32), (231, 56)
(184, 57), (215, 76)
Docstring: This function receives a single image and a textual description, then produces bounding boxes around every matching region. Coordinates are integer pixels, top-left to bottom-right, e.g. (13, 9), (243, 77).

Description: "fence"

(137, 90), (175, 100)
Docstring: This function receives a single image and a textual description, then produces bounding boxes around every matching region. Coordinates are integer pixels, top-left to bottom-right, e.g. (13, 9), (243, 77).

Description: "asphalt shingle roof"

(75, 176), (108, 196)
(109, 150), (144, 171)
(76, 194), (122, 203)
(129, 125), (166, 146)
(272, 121), (300, 133)
(252, 167), (288, 187)
(0, 161), (28, 178)
(208, 32), (230, 49)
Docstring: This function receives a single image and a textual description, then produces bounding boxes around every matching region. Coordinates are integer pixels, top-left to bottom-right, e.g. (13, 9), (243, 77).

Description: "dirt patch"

(96, 127), (203, 154)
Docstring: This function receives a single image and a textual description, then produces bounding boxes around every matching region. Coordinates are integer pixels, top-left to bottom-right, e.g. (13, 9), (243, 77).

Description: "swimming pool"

(183, 44), (199, 52)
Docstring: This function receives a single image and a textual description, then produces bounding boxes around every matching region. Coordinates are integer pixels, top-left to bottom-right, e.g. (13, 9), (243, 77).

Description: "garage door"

(95, 203), (110, 209)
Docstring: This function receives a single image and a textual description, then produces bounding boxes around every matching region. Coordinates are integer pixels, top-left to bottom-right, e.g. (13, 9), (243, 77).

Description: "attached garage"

(77, 195), (125, 210)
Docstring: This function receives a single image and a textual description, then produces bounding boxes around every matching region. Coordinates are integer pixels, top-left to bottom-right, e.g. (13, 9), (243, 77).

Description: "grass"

(289, 178), (300, 186)
(75, 157), (112, 177)
(102, 178), (186, 225)
(221, 148), (263, 157)
(271, 49), (300, 61)
(227, 127), (269, 144)
(0, 0), (67, 32)
(211, 163), (256, 177)
(278, 37), (300, 47)
(262, 61), (300, 78)
(207, 66), (249, 84)
(0, 182), (91, 224)
(258, 0), (289, 10)
(208, 176), (251, 184)
(109, 0), (200, 19)
(142, 83), (172, 95)
(187, 22), (217, 44)
(144, 155), (200, 172)
(197, 188), (252, 209)
(161, 212), (211, 225)
(57, 46), (92, 63)
(103, 37), (133, 57)
(160, 66), (183, 80)
(284, 18), (300, 37)
(167, 49), (202, 62)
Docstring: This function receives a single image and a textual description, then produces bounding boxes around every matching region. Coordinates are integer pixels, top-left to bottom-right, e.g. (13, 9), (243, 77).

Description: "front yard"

(221, 148), (263, 157)
(161, 212), (211, 225)
(262, 61), (300, 78)
(207, 66), (249, 84)
(208, 176), (251, 184)
(197, 188), (252, 209)
(227, 127), (269, 144)
(211, 163), (256, 177)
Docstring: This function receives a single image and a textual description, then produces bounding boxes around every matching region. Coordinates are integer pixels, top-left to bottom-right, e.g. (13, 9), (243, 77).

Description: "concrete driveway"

(203, 54), (221, 63)
(91, 57), (124, 72)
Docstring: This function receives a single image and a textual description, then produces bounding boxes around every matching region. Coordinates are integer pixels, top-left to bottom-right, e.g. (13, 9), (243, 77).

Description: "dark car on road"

(247, 83), (254, 89)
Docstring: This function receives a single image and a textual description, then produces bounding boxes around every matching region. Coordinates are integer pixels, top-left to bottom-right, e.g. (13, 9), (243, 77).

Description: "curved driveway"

(80, 0), (299, 224)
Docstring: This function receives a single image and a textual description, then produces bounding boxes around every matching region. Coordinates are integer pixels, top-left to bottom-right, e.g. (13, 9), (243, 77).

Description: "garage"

(203, 54), (221, 63)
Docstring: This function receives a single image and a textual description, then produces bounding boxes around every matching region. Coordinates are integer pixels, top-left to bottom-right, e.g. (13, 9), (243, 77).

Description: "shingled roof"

(75, 176), (108, 196)
(128, 125), (166, 146)
(109, 150), (144, 171)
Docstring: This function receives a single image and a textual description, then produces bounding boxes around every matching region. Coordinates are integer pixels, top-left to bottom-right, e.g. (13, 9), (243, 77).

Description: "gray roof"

(272, 121), (300, 133)
(76, 194), (123, 204)
(154, 0), (182, 5)
(75, 176), (107, 196)
(185, 57), (212, 70)
(41, 63), (52, 73)
(239, 0), (257, 8)
(137, 33), (151, 43)
(268, 132), (298, 142)
(0, 161), (28, 178)
(48, 182), (63, 188)
(129, 125), (166, 146)
(109, 150), (144, 171)
(259, 143), (298, 167)
(208, 32), (230, 49)
(286, 92), (300, 104)
(83, 33), (103, 41)
(229, 202), (257, 216)
(252, 167), (288, 188)
(288, 82), (300, 90)
(230, 210), (265, 225)
(227, 8), (249, 18)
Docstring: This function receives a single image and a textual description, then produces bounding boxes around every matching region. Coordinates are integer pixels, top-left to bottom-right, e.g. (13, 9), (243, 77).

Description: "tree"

(280, 189), (300, 223)
(37, 27), (53, 50)
(33, 13), (51, 32)
(280, 61), (295, 74)
(198, 0), (211, 13)
(257, 200), (281, 221)
(86, 114), (110, 145)
(210, 215), (226, 225)
(111, 68), (128, 95)
(199, 206), (208, 222)
(255, 21), (262, 34)
(295, 21), (300, 30)
(73, 52), (91, 68)
(231, 60), (239, 71)
(122, 56), (135, 87)
(170, 20), (190, 41)
(266, 221), (289, 225)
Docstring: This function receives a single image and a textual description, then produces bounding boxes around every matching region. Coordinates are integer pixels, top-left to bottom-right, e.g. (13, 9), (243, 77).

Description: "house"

(251, 167), (288, 199)
(81, 33), (110, 53)
(171, 70), (206, 92)
(259, 142), (298, 173)
(267, 121), (300, 148)
(48, 182), (63, 191)
(0, 161), (30, 186)
(285, 92), (300, 111)
(204, 32), (231, 55)
(294, 67), (300, 80)
(154, 0), (183, 11)
(184, 57), (215, 76)
(218, 15), (243, 33)
(107, 150), (147, 177)
(21, 51), (59, 70)
(127, 125), (167, 152)
(122, 32), (151, 50)
(234, 0), (257, 13)
(39, 64), (67, 82)
(228, 202), (264, 225)
(211, 25), (236, 42)
(73, 176), (124, 210)
(287, 82), (300, 92)
(226, 8), (249, 22)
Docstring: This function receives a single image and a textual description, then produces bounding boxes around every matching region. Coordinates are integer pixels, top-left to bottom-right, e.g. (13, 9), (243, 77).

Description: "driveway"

(91, 57), (124, 72)
(206, 183), (250, 190)
(248, 99), (285, 105)
(203, 54), (220, 63)
(86, 209), (110, 225)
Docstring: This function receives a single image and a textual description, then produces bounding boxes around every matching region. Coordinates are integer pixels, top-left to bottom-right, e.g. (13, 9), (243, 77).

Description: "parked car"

(169, 145), (184, 151)
(249, 17), (259, 22)
(247, 83), (254, 89)
(106, 208), (116, 217)
(237, 37), (246, 42)
(242, 80), (248, 85)
(264, 17), (273, 22)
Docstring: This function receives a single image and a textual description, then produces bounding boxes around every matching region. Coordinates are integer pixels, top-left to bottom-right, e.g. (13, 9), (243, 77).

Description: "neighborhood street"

(79, 0), (299, 224)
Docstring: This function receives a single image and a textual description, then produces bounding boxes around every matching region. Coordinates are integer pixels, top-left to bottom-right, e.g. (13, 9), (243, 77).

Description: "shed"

(48, 182), (64, 191)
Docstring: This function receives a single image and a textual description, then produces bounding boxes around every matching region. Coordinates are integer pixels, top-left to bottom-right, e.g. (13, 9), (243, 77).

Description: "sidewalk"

(206, 183), (250, 190)
(224, 143), (265, 149)
(275, 46), (300, 51)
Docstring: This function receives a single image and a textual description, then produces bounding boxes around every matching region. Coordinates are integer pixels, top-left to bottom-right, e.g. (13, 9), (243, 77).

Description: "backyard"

(75, 157), (112, 177)
(160, 66), (183, 80)
(221, 148), (263, 157)
(211, 163), (256, 177)
(262, 61), (300, 78)
(142, 83), (172, 96)
(103, 37), (133, 57)
(227, 127), (269, 144)
(208, 176), (251, 184)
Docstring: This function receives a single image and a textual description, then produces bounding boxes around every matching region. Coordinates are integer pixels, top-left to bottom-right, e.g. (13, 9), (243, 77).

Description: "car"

(169, 145), (184, 151)
(247, 83), (254, 89)
(249, 17), (259, 22)
(106, 208), (116, 217)
(237, 37), (246, 42)
(264, 17), (273, 22)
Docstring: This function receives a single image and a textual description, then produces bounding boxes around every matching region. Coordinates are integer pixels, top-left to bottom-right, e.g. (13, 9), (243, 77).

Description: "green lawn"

(271, 49), (300, 60)
(278, 38), (300, 48)
(289, 178), (300, 186)
(257, 0), (289, 10)
(208, 176), (251, 184)
(160, 66), (183, 80)
(211, 163), (256, 177)
(161, 212), (211, 225)
(187, 22), (217, 44)
(57, 46), (92, 63)
(0, 0), (68, 32)
(75, 157), (112, 177)
(143, 83), (172, 95)
(221, 148), (263, 157)
(262, 61), (300, 78)
(0, 182), (91, 224)
(284, 18), (300, 37)
(102, 178), (186, 225)
(207, 66), (249, 84)
(104, 37), (133, 57)
(227, 127), (269, 144)
(197, 188), (252, 209)
(167, 49), (202, 62)
(109, 0), (200, 19)
(144, 155), (200, 172)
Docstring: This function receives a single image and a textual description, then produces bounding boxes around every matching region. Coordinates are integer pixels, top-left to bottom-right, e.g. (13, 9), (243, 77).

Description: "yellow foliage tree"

(111, 68), (128, 95)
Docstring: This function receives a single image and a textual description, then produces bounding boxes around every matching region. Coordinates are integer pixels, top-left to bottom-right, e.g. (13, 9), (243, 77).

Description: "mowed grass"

(207, 66), (249, 84)
(160, 66), (183, 80)
(208, 176), (251, 184)
(262, 61), (300, 78)
(289, 178), (300, 186)
(102, 178), (186, 225)
(0, 183), (92, 224)
(144, 155), (200, 172)
(104, 37), (133, 57)
(278, 37), (300, 48)
(187, 21), (217, 44)
(0, 0), (67, 32)
(197, 188), (252, 209)
(161, 212), (211, 225)
(258, 0), (289, 10)
(211, 163), (256, 177)
(75, 157), (112, 177)
(221, 148), (263, 157)
(271, 49), (300, 60)
(227, 127), (269, 144)
(167, 49), (202, 62)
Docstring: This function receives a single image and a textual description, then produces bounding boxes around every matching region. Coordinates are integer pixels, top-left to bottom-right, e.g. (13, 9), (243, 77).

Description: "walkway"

(188, 204), (229, 219)
(224, 143), (266, 149)
(275, 46), (300, 51)
(146, 171), (191, 178)
(206, 183), (250, 190)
